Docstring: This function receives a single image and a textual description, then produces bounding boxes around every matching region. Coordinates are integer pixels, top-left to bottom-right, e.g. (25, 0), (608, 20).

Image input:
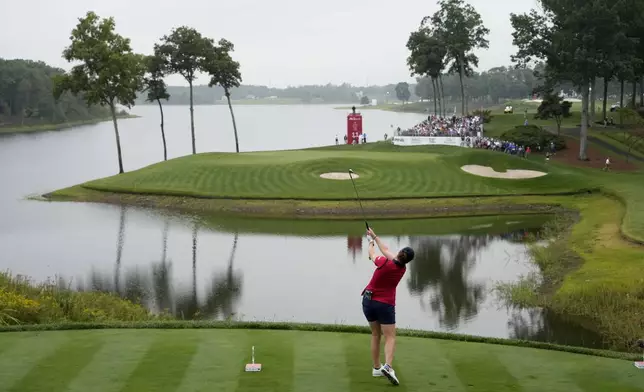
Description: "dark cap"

(399, 247), (415, 263)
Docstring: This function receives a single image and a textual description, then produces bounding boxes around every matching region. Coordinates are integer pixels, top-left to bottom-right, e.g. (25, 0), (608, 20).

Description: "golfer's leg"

(381, 324), (396, 366)
(369, 321), (382, 368)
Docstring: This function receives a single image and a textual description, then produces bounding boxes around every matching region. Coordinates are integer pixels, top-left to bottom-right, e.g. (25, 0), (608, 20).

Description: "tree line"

(511, 0), (644, 160)
(52, 11), (242, 174)
(0, 59), (119, 127)
(134, 65), (620, 107)
(406, 0), (644, 160)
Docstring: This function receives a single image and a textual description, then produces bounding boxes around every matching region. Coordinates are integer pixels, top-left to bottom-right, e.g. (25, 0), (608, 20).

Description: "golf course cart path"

(461, 165), (548, 179)
(319, 172), (358, 180)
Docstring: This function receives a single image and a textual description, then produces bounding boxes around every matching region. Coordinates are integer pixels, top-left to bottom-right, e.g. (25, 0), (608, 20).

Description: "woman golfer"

(362, 227), (414, 386)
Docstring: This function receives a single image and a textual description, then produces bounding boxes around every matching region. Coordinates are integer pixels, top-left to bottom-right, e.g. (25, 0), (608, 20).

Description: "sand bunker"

(461, 165), (547, 179)
(319, 172), (359, 180)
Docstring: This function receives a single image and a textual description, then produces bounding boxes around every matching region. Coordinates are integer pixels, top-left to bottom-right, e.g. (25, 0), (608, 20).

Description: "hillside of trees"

(0, 58), (121, 128)
(134, 65), (629, 107)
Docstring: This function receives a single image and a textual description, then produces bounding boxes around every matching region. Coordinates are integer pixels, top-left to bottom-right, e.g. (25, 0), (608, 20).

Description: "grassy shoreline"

(0, 114), (139, 135)
(45, 185), (573, 220)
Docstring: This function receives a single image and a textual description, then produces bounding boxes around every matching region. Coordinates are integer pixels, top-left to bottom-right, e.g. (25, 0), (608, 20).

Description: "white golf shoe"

(372, 364), (383, 377)
(381, 364), (400, 385)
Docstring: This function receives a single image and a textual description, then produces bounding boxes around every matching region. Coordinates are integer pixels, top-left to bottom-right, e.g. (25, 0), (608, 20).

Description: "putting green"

(78, 145), (588, 200)
(0, 329), (640, 392)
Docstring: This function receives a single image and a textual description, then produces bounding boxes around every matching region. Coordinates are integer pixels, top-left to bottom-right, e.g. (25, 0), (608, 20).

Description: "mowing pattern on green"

(0, 329), (642, 392)
(81, 147), (589, 200)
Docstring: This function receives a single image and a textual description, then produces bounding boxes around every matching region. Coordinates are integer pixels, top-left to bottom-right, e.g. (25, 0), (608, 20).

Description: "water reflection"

(407, 235), (489, 330)
(79, 218), (243, 321)
(508, 308), (607, 349)
(22, 208), (602, 349)
(347, 235), (363, 263)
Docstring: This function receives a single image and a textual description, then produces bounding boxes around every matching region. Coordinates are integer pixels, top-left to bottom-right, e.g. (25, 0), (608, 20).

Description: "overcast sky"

(1, 0), (538, 87)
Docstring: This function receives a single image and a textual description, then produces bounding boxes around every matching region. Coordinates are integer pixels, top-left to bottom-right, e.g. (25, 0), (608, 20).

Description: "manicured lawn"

(73, 145), (589, 200)
(0, 329), (642, 392)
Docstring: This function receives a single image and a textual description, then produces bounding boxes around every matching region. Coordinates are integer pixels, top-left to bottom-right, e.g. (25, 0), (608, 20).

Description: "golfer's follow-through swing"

(348, 169), (415, 387)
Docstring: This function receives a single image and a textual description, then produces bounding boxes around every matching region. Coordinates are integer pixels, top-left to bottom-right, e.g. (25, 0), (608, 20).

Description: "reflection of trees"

(347, 235), (362, 263)
(507, 308), (606, 349)
(201, 232), (243, 320)
(406, 235), (490, 329)
(81, 221), (243, 321)
(114, 205), (127, 293)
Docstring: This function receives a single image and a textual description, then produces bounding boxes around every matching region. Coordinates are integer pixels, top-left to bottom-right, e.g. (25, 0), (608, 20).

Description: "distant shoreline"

(0, 114), (139, 135)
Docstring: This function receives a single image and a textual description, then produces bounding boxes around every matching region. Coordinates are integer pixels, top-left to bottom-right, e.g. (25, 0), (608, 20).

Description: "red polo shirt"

(363, 256), (406, 306)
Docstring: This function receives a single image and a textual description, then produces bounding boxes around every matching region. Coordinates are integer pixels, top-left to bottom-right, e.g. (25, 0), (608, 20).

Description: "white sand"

(460, 165), (547, 179)
(320, 172), (359, 180)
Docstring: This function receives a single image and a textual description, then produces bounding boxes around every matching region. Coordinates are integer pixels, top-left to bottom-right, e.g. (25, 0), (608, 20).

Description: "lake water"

(0, 104), (603, 348)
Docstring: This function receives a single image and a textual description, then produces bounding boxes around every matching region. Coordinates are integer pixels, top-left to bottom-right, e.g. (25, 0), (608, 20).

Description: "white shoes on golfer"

(373, 364), (400, 386)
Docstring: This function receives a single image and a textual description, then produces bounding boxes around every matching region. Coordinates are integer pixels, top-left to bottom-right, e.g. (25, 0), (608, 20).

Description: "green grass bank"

(0, 113), (138, 135)
(1, 326), (643, 392)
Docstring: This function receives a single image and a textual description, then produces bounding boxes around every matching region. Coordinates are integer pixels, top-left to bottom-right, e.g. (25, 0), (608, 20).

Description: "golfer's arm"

(374, 237), (396, 260)
(368, 243), (376, 260)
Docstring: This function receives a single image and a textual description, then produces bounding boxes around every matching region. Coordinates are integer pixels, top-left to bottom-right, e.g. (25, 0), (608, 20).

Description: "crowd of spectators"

(472, 136), (557, 158)
(398, 114), (483, 137)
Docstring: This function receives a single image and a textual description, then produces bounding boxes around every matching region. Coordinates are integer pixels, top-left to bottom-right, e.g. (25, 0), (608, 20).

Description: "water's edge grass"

(0, 320), (639, 362)
(0, 114), (139, 134)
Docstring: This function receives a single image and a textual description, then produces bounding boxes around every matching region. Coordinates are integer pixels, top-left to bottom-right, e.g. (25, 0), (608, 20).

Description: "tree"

(616, 107), (644, 162)
(143, 54), (170, 161)
(53, 11), (145, 174)
(205, 39), (242, 153)
(360, 95), (370, 105)
(395, 82), (411, 104)
(407, 28), (448, 115)
(156, 27), (213, 155)
(428, 0), (489, 116)
(534, 92), (572, 135)
(509, 1), (629, 161)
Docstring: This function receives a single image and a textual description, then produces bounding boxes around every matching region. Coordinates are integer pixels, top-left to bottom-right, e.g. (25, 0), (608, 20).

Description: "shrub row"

(0, 272), (162, 325)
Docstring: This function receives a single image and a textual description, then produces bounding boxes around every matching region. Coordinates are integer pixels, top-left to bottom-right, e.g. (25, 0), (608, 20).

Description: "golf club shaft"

(348, 171), (369, 230)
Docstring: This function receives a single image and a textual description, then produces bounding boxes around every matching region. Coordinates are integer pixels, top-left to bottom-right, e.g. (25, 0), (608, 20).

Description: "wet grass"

(0, 328), (643, 392)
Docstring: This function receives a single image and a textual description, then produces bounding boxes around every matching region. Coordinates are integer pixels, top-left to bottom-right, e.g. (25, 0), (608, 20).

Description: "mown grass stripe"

(0, 332), (21, 355)
(120, 331), (200, 392)
(0, 332), (68, 391)
(64, 330), (155, 392)
(568, 356), (644, 392)
(176, 330), (248, 392)
(293, 331), (349, 392)
(9, 331), (104, 392)
(442, 340), (524, 391)
(395, 338), (466, 391)
(342, 332), (409, 392)
(495, 345), (585, 392)
(233, 330), (295, 392)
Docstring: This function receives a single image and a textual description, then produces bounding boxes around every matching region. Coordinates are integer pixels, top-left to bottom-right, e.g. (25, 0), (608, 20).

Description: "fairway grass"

(1, 328), (642, 392)
(69, 145), (589, 200)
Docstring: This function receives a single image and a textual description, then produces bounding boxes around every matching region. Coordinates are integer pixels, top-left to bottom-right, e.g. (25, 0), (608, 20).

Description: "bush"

(0, 272), (162, 325)
(471, 109), (493, 123)
(500, 125), (566, 151)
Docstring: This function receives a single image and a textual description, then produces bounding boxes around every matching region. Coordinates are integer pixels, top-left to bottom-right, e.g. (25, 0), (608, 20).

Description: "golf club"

(348, 168), (370, 231)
